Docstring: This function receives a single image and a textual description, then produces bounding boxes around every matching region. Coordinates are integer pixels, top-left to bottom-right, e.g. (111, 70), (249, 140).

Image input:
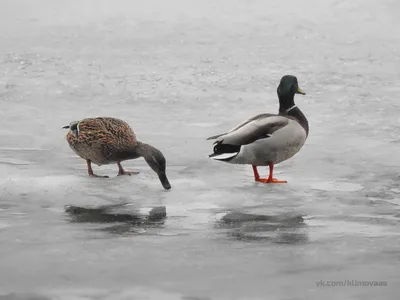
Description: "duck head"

(139, 143), (171, 190)
(277, 75), (306, 112)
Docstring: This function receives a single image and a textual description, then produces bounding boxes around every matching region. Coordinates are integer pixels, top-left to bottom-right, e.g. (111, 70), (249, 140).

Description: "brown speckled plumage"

(63, 117), (171, 190)
(66, 117), (137, 166)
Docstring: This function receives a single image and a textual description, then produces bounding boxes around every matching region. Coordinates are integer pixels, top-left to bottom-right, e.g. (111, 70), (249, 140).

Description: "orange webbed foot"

(255, 178), (287, 184)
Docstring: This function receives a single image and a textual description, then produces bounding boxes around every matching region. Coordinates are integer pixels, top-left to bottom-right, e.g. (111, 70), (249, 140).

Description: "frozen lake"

(1, 0), (400, 299)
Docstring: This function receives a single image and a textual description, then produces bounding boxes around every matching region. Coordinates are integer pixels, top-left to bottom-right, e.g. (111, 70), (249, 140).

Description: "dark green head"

(277, 75), (306, 112)
(277, 75), (306, 97)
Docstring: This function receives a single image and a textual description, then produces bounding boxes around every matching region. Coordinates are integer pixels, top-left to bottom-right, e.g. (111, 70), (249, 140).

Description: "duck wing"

(92, 117), (137, 141)
(209, 114), (289, 159)
(206, 113), (278, 140)
(63, 117), (137, 164)
(63, 117), (136, 142)
(209, 114), (288, 145)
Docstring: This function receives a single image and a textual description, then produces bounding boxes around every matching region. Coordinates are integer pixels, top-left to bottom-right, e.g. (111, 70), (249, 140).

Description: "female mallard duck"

(207, 75), (308, 183)
(63, 117), (171, 190)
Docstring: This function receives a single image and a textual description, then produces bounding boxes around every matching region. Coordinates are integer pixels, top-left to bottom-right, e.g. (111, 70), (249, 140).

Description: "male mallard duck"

(207, 75), (308, 183)
(63, 117), (171, 190)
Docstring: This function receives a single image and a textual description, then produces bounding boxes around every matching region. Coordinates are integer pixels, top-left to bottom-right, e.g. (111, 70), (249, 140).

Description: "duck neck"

(278, 94), (309, 136)
(114, 142), (145, 161)
(134, 142), (153, 160)
(278, 94), (295, 114)
(134, 142), (167, 178)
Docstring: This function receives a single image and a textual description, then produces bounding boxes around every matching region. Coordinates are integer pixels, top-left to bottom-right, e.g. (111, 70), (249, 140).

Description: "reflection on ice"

(65, 203), (167, 235)
(215, 211), (308, 244)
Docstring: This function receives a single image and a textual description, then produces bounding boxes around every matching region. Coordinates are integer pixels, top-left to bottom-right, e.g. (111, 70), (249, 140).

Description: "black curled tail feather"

(208, 140), (241, 161)
(212, 142), (240, 155)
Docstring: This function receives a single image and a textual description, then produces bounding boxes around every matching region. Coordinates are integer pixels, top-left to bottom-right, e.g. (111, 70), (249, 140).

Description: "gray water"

(1, 0), (400, 299)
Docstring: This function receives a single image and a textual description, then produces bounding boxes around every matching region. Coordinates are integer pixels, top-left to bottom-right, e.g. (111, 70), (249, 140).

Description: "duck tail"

(209, 152), (239, 161)
(62, 121), (80, 138)
(208, 140), (240, 161)
(62, 121), (79, 130)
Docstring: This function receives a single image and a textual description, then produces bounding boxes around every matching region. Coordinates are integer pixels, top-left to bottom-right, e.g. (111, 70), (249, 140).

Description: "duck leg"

(252, 165), (261, 181)
(87, 160), (109, 178)
(252, 164), (287, 184)
(117, 162), (139, 176)
(265, 163), (287, 183)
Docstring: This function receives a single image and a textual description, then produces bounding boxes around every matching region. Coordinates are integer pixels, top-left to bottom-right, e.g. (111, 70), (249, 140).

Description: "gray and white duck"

(207, 75), (309, 183)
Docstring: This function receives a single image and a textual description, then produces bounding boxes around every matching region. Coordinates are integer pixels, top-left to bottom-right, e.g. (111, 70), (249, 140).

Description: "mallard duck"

(207, 75), (308, 183)
(62, 117), (171, 190)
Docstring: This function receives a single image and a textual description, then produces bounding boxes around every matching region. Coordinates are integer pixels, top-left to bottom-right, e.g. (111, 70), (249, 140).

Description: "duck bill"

(158, 173), (171, 190)
(297, 87), (306, 95)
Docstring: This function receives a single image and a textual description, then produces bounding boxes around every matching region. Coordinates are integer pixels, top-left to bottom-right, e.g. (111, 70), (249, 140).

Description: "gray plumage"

(207, 75), (309, 170)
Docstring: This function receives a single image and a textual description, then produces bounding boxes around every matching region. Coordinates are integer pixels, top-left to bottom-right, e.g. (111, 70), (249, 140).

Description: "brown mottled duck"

(63, 117), (171, 190)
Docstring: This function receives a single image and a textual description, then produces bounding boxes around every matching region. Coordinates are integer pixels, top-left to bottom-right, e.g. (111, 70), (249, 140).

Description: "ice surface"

(1, 0), (400, 299)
